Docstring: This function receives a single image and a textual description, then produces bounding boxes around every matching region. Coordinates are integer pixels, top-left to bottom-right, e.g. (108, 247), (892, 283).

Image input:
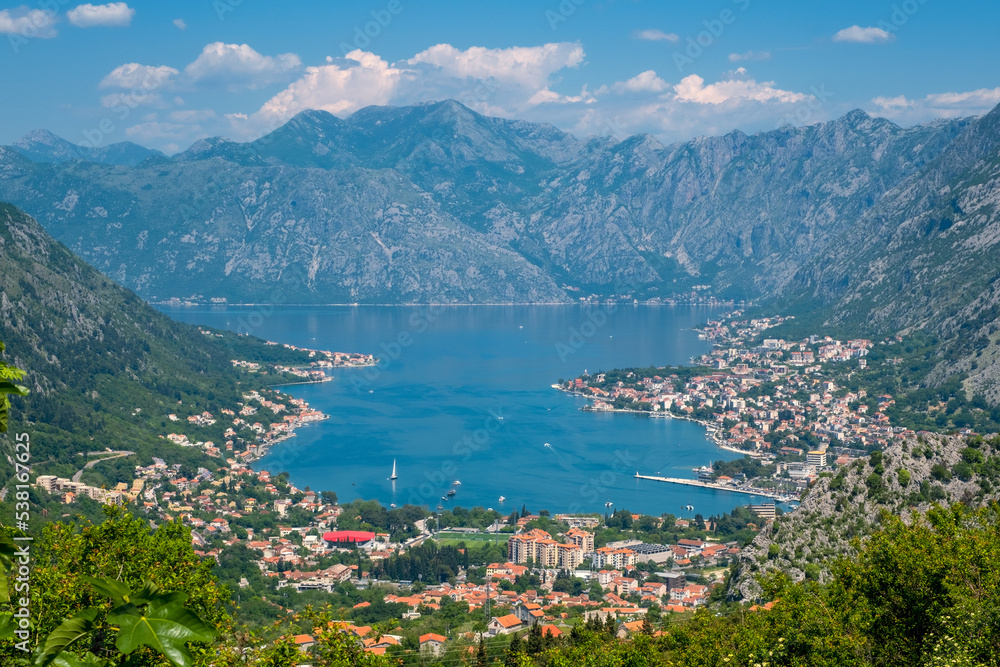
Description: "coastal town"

(24, 317), (967, 661)
(557, 312), (941, 499)
(26, 340), (764, 660)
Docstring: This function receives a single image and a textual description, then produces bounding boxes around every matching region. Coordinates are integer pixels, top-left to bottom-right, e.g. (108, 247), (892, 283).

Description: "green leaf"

(51, 653), (108, 667)
(108, 595), (216, 667)
(127, 580), (166, 606)
(0, 611), (16, 641)
(0, 534), (17, 603)
(0, 380), (29, 396)
(81, 577), (131, 606)
(34, 608), (100, 667)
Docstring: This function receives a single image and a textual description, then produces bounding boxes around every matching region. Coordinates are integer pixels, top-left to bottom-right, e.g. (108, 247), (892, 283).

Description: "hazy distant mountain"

(7, 129), (164, 167)
(0, 103), (991, 298)
(0, 100), (987, 308)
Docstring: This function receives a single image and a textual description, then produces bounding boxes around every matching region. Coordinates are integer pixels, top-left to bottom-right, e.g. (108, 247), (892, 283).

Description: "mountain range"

(2, 100), (1000, 396)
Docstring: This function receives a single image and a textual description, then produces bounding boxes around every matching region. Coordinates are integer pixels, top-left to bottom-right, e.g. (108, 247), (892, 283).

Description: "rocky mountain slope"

(729, 432), (1000, 600)
(790, 104), (1000, 402)
(3, 100), (999, 400)
(9, 129), (163, 166)
(0, 100), (981, 305)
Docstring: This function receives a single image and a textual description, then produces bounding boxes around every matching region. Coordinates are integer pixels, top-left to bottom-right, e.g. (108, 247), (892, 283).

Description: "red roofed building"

(292, 634), (315, 652)
(322, 530), (376, 547)
(488, 614), (523, 636)
(419, 633), (448, 657)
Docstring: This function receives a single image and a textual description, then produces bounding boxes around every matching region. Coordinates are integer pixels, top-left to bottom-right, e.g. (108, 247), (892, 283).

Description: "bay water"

(158, 304), (762, 519)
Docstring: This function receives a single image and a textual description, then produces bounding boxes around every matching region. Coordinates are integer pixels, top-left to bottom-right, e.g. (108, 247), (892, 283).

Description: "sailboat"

(388, 459), (398, 481)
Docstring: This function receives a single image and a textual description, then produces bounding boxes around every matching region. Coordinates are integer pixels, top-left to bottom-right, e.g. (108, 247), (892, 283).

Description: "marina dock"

(633, 473), (791, 501)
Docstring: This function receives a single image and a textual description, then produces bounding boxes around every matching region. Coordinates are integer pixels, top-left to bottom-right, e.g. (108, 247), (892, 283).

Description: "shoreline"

(556, 385), (758, 459)
(153, 300), (741, 308)
(269, 377), (334, 388)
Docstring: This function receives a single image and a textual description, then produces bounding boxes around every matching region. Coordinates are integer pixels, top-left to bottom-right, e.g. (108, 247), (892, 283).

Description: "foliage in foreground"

(2, 500), (998, 666)
(514, 502), (1000, 666)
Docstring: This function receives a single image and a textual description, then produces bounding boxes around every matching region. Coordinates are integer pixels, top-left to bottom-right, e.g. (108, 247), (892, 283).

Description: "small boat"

(498, 495), (506, 503)
(389, 503), (396, 509)
(388, 459), (398, 481)
(453, 480), (461, 485)
(446, 489), (456, 497)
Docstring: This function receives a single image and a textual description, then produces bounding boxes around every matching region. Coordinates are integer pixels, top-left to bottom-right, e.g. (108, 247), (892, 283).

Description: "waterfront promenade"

(634, 473), (790, 501)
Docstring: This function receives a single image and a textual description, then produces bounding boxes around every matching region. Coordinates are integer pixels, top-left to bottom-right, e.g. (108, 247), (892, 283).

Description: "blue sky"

(2, 0), (998, 152)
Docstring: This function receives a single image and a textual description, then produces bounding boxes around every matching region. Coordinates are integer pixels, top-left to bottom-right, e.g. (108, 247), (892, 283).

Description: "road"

(72, 450), (135, 483)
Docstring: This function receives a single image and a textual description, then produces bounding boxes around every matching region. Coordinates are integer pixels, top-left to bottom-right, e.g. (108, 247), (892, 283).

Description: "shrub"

(930, 464), (952, 482)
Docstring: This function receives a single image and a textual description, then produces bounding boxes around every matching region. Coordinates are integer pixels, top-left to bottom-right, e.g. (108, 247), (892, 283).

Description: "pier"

(633, 473), (791, 501)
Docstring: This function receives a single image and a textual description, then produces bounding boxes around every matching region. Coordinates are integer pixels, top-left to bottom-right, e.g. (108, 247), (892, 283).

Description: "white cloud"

(253, 50), (403, 123)
(871, 87), (1000, 123)
(832, 25), (894, 44)
(241, 42), (589, 134)
(100, 63), (178, 90)
(632, 29), (679, 42)
(67, 2), (134, 28)
(105, 43), (828, 153)
(871, 95), (911, 111)
(0, 7), (58, 38)
(598, 70), (669, 96)
(526, 86), (595, 106)
(729, 51), (771, 62)
(407, 43), (584, 90)
(172, 18), (186, 30)
(185, 42), (301, 90)
(674, 74), (809, 105)
(398, 42), (586, 116)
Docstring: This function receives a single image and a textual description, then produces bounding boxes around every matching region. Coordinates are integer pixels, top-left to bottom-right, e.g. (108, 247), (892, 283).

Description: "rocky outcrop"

(729, 433), (1000, 600)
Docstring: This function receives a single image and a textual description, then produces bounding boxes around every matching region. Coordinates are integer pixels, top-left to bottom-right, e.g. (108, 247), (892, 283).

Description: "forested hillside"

(0, 203), (311, 493)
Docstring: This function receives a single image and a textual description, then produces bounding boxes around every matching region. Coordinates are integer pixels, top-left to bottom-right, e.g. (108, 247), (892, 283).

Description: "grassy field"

(429, 532), (506, 546)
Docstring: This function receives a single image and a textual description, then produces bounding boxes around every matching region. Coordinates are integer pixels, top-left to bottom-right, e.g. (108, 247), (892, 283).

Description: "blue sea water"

(158, 304), (769, 519)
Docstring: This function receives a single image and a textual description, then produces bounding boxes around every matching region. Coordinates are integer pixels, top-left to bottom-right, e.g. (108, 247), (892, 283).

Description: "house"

(616, 620), (646, 639)
(513, 603), (545, 627)
(488, 614), (523, 636)
(419, 633), (447, 657)
(292, 634), (315, 652)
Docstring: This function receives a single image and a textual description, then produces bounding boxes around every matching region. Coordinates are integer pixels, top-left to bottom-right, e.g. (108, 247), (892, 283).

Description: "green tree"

(0, 341), (29, 434)
(1, 507), (229, 666)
